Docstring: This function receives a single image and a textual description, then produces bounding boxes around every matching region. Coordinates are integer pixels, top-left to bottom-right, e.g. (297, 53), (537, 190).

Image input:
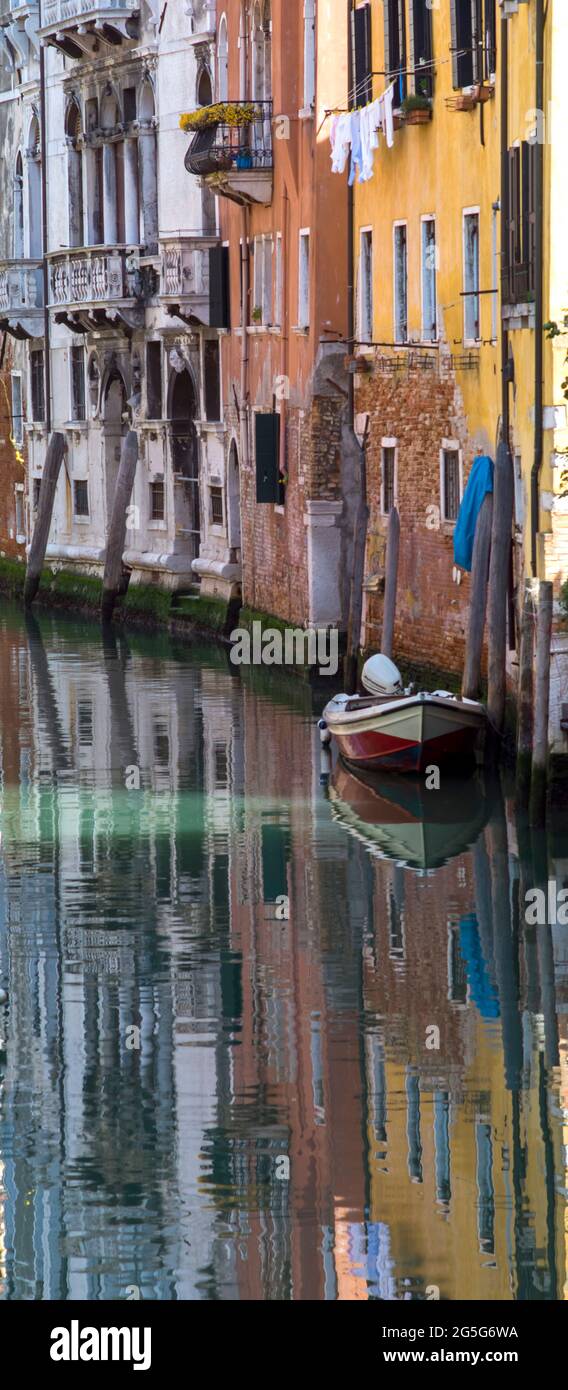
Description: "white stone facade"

(0, 0), (240, 597)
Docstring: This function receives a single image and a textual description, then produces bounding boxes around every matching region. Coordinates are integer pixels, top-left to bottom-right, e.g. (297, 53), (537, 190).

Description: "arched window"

(197, 66), (213, 107)
(218, 15), (229, 101)
(27, 115), (42, 258)
(139, 81), (158, 252)
(65, 100), (85, 247)
(14, 152), (24, 258)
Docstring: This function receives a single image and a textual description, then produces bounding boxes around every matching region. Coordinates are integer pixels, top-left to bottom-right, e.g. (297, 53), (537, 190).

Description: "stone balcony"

(0, 260), (44, 339)
(159, 235), (220, 328)
(48, 244), (146, 333)
(39, 1), (139, 59)
(184, 102), (273, 207)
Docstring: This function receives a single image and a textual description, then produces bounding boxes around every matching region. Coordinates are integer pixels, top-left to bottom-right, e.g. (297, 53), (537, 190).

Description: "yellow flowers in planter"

(180, 103), (258, 132)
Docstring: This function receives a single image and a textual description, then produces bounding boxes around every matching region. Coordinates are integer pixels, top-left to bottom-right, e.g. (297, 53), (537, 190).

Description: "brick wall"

(356, 353), (482, 678)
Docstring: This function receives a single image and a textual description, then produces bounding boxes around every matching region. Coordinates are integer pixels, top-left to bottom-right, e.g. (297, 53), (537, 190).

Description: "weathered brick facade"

(355, 351), (483, 677)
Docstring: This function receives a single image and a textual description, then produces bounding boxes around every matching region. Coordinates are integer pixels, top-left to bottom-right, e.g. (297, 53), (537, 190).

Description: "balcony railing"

(184, 102), (273, 206)
(159, 236), (219, 327)
(47, 245), (144, 333)
(39, 0), (139, 53)
(0, 259), (44, 340)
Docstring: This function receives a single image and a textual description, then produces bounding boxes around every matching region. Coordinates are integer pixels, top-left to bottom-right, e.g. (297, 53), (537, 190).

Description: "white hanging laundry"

(330, 111), (352, 174)
(369, 98), (382, 151)
(383, 82), (395, 148)
(359, 104), (375, 181)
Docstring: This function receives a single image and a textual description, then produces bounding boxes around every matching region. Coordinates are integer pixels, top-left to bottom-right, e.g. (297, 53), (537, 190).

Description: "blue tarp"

(453, 454), (494, 572)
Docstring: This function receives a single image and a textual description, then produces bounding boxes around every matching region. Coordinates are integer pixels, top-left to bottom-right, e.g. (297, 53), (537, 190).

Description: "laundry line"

(327, 81), (397, 184)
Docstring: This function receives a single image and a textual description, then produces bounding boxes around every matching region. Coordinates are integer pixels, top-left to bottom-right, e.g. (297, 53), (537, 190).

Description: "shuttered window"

(209, 244), (230, 329)
(504, 141), (537, 306)
(352, 3), (372, 107)
(255, 411), (281, 503)
(410, 0), (433, 99)
(384, 0), (407, 103)
(451, 1), (495, 89)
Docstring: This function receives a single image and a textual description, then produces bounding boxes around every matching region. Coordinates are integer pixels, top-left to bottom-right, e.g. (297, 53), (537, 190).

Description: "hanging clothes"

(330, 111), (352, 174)
(382, 82), (395, 148)
(369, 97), (382, 150)
(348, 108), (362, 185)
(359, 103), (375, 181)
(453, 454), (494, 572)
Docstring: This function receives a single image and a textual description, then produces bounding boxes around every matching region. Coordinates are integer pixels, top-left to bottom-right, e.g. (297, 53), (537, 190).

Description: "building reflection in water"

(0, 603), (565, 1300)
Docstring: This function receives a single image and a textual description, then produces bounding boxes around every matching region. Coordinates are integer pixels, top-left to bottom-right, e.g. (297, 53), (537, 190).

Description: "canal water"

(0, 601), (566, 1301)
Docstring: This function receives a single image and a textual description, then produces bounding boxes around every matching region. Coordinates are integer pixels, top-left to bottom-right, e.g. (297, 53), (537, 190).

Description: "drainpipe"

(530, 0), (545, 578)
(39, 23), (52, 433)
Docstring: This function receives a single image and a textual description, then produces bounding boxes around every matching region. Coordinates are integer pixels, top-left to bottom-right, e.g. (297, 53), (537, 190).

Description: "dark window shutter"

(452, 0), (474, 89)
(411, 0), (433, 98)
(523, 139), (537, 299)
(505, 146), (521, 304)
(255, 411), (281, 503)
(449, 0), (459, 88)
(209, 244), (230, 328)
(353, 3), (372, 107)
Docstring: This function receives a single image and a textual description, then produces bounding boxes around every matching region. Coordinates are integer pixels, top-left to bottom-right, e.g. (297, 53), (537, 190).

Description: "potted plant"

(252, 305), (263, 323)
(400, 92), (432, 125)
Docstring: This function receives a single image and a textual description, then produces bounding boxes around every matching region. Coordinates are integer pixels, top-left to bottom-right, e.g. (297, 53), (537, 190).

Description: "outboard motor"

(361, 653), (403, 698)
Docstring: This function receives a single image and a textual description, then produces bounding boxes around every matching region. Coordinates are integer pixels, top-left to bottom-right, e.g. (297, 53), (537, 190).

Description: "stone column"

(103, 142), (118, 244)
(124, 138), (140, 246)
(138, 129), (158, 252)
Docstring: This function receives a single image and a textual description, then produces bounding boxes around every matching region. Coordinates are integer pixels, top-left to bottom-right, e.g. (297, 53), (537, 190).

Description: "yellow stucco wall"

(351, 1), (562, 581)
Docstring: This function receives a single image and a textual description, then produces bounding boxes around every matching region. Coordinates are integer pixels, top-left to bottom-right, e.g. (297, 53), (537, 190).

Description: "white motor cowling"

(361, 653), (403, 697)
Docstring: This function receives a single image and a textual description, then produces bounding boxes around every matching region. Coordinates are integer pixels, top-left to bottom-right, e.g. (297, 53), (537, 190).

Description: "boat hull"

(323, 695), (485, 774)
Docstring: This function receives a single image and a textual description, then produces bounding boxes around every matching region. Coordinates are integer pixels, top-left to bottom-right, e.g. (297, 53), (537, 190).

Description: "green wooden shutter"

(209, 244), (230, 328)
(255, 411), (281, 503)
(383, 0), (391, 79)
(450, 0), (459, 88)
(353, 4), (372, 107)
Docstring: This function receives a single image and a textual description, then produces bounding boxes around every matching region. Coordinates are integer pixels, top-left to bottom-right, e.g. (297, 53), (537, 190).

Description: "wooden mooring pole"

(102, 430), (138, 622)
(516, 576), (537, 806)
(462, 491), (493, 700)
(381, 505), (400, 661)
(529, 579), (553, 826)
(487, 439), (514, 738)
(24, 431), (66, 607)
(344, 434), (369, 693)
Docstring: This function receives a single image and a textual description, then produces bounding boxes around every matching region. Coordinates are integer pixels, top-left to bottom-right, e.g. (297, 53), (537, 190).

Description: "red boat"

(320, 655), (486, 775)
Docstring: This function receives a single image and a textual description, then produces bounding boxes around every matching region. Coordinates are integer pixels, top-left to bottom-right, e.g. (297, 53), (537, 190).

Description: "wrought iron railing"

(185, 102), (273, 178)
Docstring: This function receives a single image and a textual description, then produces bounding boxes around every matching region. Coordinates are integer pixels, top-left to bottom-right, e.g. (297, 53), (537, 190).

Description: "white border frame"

(393, 220), (408, 345)
(420, 213), (437, 343)
(462, 206), (481, 346)
(439, 439), (463, 524)
(381, 436), (398, 516)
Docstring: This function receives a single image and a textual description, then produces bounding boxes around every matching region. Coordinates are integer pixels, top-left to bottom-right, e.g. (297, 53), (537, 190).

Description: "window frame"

(359, 226), (373, 344)
(11, 372), (23, 445)
(393, 220), (408, 345)
(381, 437), (398, 517)
(439, 441), (463, 525)
(149, 477), (165, 524)
(298, 228), (310, 330)
(462, 207), (481, 345)
(420, 214), (437, 343)
(70, 343), (86, 423)
(73, 478), (90, 519)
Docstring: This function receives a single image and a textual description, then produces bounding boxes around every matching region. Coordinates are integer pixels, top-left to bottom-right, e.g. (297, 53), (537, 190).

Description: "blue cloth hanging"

(453, 454), (494, 572)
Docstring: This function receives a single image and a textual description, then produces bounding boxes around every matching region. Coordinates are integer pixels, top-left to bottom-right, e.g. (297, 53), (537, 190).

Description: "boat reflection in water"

(328, 760), (493, 871)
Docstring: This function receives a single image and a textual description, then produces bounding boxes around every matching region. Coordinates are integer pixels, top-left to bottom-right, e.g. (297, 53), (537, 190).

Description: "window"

(210, 485), (224, 525)
(359, 229), (373, 343)
(411, 0), (433, 99)
(73, 479), (89, 517)
(352, 2), (372, 107)
(504, 142), (536, 305)
(463, 211), (480, 342)
(15, 489), (24, 538)
(77, 700), (93, 747)
(218, 15), (229, 100)
(384, 0), (407, 103)
(303, 0), (316, 110)
(30, 350), (45, 423)
(448, 924), (467, 1002)
(274, 233), (283, 327)
(32, 477), (41, 511)
(421, 216), (437, 341)
(298, 230), (310, 328)
(204, 338), (221, 421)
(252, 235), (273, 325)
(441, 447), (461, 522)
(150, 479), (165, 521)
(451, 0), (496, 89)
(381, 443), (396, 515)
(11, 374), (23, 444)
(393, 223), (407, 343)
(70, 345), (86, 421)
(146, 341), (162, 419)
